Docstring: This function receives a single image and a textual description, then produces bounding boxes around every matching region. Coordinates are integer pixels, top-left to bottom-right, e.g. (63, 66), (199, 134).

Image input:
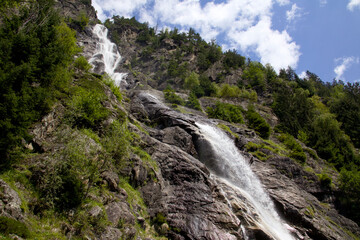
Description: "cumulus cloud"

(228, 16), (300, 71)
(92, 0), (300, 71)
(348, 0), (360, 11)
(286, 4), (302, 22)
(334, 56), (359, 80)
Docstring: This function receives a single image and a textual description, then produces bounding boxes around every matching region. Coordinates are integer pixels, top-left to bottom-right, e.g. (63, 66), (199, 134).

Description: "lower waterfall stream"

(196, 122), (295, 240)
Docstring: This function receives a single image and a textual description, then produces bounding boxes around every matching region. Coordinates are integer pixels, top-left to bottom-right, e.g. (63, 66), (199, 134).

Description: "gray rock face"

(0, 179), (23, 221)
(129, 90), (360, 240)
(105, 201), (135, 226)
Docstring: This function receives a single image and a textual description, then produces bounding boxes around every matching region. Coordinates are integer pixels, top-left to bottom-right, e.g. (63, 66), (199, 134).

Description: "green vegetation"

(277, 133), (307, 163)
(207, 102), (244, 124)
(0, 216), (31, 238)
(246, 105), (271, 139)
(0, 0), (79, 167)
(163, 87), (185, 106)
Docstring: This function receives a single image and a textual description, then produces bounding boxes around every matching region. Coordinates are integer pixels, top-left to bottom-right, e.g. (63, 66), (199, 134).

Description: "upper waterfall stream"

(89, 24), (127, 86)
(196, 122), (295, 240)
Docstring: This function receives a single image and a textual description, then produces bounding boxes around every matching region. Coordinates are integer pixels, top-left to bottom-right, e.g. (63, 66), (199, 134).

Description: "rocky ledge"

(128, 89), (360, 240)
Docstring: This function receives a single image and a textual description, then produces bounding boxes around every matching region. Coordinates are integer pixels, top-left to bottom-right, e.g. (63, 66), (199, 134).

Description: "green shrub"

(0, 216), (31, 238)
(184, 72), (200, 90)
(318, 173), (332, 188)
(67, 88), (109, 129)
(244, 142), (260, 152)
(71, 12), (89, 31)
(339, 169), (360, 224)
(206, 102), (244, 123)
(246, 105), (271, 139)
(278, 133), (306, 163)
(74, 56), (92, 71)
(102, 75), (123, 101)
(186, 92), (201, 111)
(102, 120), (132, 164)
(163, 88), (185, 106)
(223, 49), (246, 71)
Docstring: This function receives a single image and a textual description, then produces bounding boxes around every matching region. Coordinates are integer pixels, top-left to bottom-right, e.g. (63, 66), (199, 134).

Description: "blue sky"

(92, 0), (360, 83)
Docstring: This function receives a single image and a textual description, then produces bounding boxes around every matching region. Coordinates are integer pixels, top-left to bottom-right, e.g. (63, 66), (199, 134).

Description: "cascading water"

(89, 24), (127, 86)
(196, 122), (295, 240)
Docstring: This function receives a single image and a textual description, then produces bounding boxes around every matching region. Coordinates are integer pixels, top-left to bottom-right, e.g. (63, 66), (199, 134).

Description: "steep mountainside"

(1, 1), (360, 239)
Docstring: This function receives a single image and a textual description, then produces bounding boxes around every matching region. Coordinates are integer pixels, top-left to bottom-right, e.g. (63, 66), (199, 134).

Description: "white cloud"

(229, 16), (300, 71)
(320, 0), (327, 7)
(286, 4), (302, 22)
(92, 0), (300, 72)
(348, 0), (360, 11)
(299, 71), (307, 79)
(334, 56), (359, 80)
(92, 0), (148, 21)
(276, 0), (290, 6)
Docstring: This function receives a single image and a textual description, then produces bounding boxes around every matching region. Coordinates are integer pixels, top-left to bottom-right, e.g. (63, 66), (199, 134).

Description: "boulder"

(0, 179), (23, 221)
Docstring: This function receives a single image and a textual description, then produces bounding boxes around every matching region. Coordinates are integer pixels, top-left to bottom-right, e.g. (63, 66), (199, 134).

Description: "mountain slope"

(0, 0), (360, 239)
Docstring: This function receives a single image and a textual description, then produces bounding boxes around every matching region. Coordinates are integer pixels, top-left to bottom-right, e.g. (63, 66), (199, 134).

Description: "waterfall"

(196, 122), (294, 240)
(89, 24), (127, 86)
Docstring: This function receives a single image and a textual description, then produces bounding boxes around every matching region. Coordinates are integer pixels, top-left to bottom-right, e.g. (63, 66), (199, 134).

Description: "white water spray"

(89, 24), (127, 86)
(196, 122), (294, 240)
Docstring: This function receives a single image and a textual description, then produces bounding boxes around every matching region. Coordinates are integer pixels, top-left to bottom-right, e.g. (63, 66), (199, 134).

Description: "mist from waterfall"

(89, 24), (127, 86)
(196, 122), (294, 240)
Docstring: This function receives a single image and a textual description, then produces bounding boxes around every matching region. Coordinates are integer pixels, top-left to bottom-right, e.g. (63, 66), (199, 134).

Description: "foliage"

(318, 173), (332, 188)
(184, 71), (200, 90)
(102, 74), (123, 101)
(70, 12), (89, 31)
(186, 92), (202, 111)
(102, 120), (132, 164)
(66, 87), (110, 129)
(192, 75), (217, 97)
(309, 113), (355, 169)
(163, 87), (185, 106)
(241, 62), (266, 92)
(277, 133), (306, 163)
(0, 216), (31, 238)
(197, 40), (222, 71)
(273, 87), (314, 136)
(0, 0), (79, 166)
(246, 105), (271, 139)
(339, 168), (360, 224)
(223, 49), (245, 71)
(330, 83), (360, 148)
(74, 56), (92, 71)
(207, 102), (244, 123)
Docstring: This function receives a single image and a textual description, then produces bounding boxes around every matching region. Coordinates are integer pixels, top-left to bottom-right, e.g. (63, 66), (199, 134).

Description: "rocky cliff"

(1, 1), (360, 240)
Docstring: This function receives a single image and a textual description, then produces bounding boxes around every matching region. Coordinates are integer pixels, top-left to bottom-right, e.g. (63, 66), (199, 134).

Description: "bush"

(278, 133), (306, 163)
(0, 216), (31, 238)
(67, 88), (109, 129)
(223, 49), (245, 71)
(338, 168), (360, 225)
(186, 92), (201, 111)
(184, 72), (200, 90)
(246, 105), (271, 139)
(318, 173), (332, 188)
(207, 102), (244, 123)
(163, 88), (185, 106)
(74, 56), (92, 71)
